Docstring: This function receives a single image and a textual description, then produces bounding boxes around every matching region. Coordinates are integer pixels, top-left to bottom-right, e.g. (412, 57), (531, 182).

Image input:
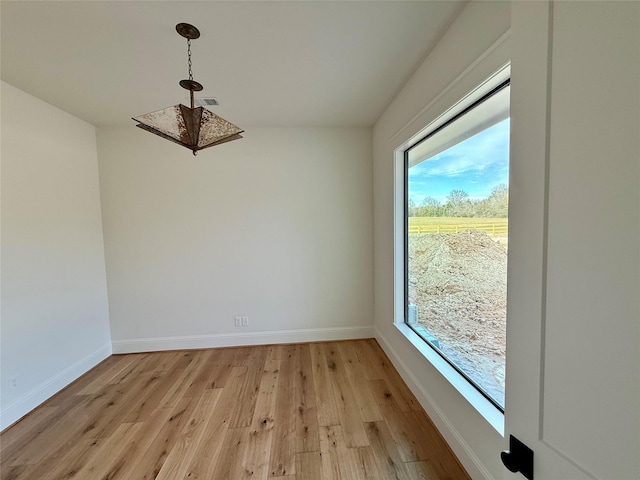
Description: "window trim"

(393, 64), (510, 435)
(404, 79), (510, 413)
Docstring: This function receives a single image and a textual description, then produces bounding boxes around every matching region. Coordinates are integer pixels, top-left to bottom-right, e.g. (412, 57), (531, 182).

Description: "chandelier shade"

(133, 105), (243, 151)
(133, 23), (243, 155)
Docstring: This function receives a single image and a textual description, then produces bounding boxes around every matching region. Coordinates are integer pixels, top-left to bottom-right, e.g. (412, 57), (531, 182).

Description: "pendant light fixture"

(133, 23), (243, 156)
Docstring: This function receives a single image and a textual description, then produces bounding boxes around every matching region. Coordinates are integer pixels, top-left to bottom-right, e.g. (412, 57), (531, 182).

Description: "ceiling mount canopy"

(132, 23), (243, 156)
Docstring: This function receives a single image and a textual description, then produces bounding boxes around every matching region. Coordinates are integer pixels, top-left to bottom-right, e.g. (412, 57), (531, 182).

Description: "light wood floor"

(0, 339), (469, 480)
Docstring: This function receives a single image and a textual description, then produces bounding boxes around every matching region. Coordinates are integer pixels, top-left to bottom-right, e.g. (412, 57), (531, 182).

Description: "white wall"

(97, 126), (373, 352)
(1, 81), (112, 430)
(372, 2), (511, 479)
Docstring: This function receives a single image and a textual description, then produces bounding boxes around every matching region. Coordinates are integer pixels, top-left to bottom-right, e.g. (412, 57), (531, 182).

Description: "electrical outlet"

(234, 316), (242, 327)
(241, 316), (249, 327)
(9, 376), (17, 391)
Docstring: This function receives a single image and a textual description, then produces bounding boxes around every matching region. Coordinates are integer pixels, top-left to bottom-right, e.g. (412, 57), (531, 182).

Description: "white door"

(505, 1), (639, 479)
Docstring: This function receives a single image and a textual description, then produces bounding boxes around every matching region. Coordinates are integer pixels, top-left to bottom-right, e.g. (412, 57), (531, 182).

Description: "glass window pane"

(406, 84), (510, 409)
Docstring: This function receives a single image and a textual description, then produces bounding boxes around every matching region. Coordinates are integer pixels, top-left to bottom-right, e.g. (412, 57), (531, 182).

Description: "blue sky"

(408, 119), (510, 205)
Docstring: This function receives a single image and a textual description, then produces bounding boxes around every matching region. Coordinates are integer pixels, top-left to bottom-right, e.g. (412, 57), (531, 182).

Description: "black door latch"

(501, 434), (534, 480)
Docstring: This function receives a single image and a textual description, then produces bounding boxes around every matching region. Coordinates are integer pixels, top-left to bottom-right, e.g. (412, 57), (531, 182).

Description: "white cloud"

(415, 120), (509, 178)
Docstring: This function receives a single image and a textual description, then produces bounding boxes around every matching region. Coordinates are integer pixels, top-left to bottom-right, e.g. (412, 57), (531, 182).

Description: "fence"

(408, 223), (508, 236)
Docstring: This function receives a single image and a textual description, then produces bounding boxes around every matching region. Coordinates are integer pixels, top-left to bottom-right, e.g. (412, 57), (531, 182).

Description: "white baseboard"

(112, 326), (374, 354)
(0, 343), (112, 431)
(374, 327), (494, 480)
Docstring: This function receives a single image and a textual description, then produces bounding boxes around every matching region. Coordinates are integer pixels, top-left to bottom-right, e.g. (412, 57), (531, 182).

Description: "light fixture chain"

(187, 38), (193, 81)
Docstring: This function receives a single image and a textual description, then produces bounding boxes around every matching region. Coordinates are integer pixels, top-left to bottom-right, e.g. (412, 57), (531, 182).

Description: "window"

(404, 80), (510, 410)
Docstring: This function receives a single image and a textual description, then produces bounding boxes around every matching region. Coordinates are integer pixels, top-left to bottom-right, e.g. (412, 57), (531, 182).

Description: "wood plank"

(64, 422), (143, 479)
(294, 344), (319, 453)
(317, 424), (365, 479)
(265, 344), (283, 361)
(77, 354), (139, 394)
(104, 353), (152, 385)
(3, 393), (99, 466)
(181, 366), (247, 479)
(322, 342), (344, 376)
(309, 343), (340, 426)
(154, 389), (222, 480)
(79, 371), (162, 439)
(26, 407), (171, 480)
(42, 355), (119, 406)
(229, 346), (268, 428)
(318, 425), (344, 480)
(356, 446), (384, 480)
(323, 344), (368, 448)
(361, 339), (420, 411)
(171, 350), (199, 371)
(364, 420), (412, 480)
(368, 378), (427, 462)
(96, 406), (176, 480)
(404, 410), (470, 479)
(0, 406), (59, 454)
(337, 341), (384, 423)
(295, 451), (321, 480)
(182, 349), (217, 397)
(330, 370), (369, 448)
(251, 359), (280, 431)
(205, 347), (238, 389)
(12, 431), (107, 480)
(405, 460), (446, 480)
(240, 421), (273, 479)
(138, 351), (183, 372)
(237, 358), (279, 479)
(1, 390), (88, 464)
(158, 350), (210, 408)
(210, 427), (248, 479)
(122, 368), (182, 423)
(1, 464), (30, 480)
(233, 346), (254, 367)
(125, 396), (200, 480)
(269, 345), (297, 477)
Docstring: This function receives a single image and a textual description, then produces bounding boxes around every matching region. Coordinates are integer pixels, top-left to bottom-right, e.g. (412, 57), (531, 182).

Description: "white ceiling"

(1, 1), (466, 127)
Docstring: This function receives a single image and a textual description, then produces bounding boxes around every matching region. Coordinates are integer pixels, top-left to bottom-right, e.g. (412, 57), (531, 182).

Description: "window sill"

(394, 321), (505, 435)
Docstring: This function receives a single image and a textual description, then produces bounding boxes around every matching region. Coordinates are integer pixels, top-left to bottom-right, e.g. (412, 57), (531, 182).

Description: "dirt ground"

(407, 229), (507, 406)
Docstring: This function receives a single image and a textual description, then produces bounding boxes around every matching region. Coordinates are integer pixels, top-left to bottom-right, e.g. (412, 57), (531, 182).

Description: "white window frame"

(392, 65), (510, 435)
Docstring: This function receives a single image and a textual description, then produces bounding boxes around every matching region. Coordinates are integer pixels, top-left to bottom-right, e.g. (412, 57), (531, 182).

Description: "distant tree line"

(409, 184), (508, 218)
